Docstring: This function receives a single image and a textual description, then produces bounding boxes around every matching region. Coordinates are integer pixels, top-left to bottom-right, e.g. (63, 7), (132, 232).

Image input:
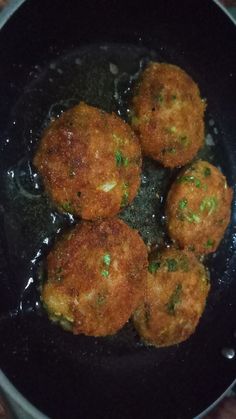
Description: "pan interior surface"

(0, 1), (236, 419)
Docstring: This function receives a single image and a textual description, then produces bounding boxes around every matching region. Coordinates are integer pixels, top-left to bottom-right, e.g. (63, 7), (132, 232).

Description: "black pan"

(0, 1), (236, 418)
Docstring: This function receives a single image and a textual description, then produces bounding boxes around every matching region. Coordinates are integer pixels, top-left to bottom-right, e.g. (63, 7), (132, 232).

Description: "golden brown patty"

(42, 218), (148, 336)
(133, 248), (210, 347)
(131, 62), (206, 167)
(33, 102), (141, 220)
(166, 160), (232, 254)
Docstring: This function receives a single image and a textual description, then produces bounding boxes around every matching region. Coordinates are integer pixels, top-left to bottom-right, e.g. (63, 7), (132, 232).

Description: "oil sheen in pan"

(0, 43), (234, 350)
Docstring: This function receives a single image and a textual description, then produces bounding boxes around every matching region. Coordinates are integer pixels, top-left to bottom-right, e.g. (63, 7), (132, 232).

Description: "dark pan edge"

(0, 0), (26, 30)
(0, 370), (49, 419)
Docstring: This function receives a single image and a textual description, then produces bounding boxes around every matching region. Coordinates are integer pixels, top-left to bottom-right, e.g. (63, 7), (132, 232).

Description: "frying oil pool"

(0, 43), (227, 332)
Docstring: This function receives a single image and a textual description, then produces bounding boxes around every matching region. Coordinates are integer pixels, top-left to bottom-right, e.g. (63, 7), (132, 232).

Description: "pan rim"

(213, 0), (236, 25)
(0, 370), (49, 419)
(194, 378), (236, 418)
(0, 1), (235, 419)
(0, 0), (26, 30)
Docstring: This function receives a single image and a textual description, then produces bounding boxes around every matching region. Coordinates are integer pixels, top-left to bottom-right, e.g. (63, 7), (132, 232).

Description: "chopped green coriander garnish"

(121, 191), (129, 207)
(166, 283), (182, 315)
(115, 150), (123, 166)
(166, 126), (177, 134)
(203, 167), (211, 177)
(115, 150), (129, 167)
(103, 253), (111, 267)
(166, 258), (178, 272)
(61, 201), (73, 213)
(178, 198), (188, 210)
(179, 135), (189, 146)
(205, 239), (215, 248)
(162, 147), (176, 154)
(185, 212), (201, 223)
(177, 175), (201, 188)
(199, 196), (218, 214)
(101, 270), (109, 278)
(179, 256), (189, 272)
(121, 183), (129, 207)
(101, 252), (112, 278)
(148, 261), (161, 274)
(131, 116), (140, 126)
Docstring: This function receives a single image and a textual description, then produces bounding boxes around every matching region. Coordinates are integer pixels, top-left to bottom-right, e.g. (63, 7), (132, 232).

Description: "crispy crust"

(166, 160), (232, 254)
(42, 218), (148, 336)
(131, 62), (205, 167)
(133, 248), (210, 347)
(33, 102), (141, 220)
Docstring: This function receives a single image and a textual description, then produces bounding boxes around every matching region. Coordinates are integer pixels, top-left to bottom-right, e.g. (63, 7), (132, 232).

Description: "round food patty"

(133, 248), (210, 347)
(33, 102), (141, 220)
(42, 218), (148, 336)
(166, 160), (232, 254)
(131, 62), (205, 167)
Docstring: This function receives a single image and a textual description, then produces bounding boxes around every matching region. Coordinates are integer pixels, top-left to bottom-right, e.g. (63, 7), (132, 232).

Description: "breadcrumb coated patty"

(166, 160), (232, 254)
(133, 248), (210, 347)
(42, 218), (148, 336)
(33, 102), (142, 220)
(131, 62), (206, 167)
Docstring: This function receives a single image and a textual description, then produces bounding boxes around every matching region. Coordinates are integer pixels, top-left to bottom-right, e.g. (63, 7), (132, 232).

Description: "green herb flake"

(162, 147), (176, 154)
(121, 191), (129, 207)
(171, 94), (177, 100)
(121, 183), (129, 208)
(166, 283), (182, 315)
(166, 258), (178, 272)
(205, 239), (215, 248)
(199, 197), (218, 215)
(148, 261), (161, 274)
(103, 253), (111, 267)
(115, 150), (123, 166)
(101, 270), (109, 278)
(124, 158), (129, 167)
(204, 167), (211, 177)
(178, 198), (188, 210)
(185, 212), (201, 223)
(131, 116), (140, 126)
(179, 135), (189, 146)
(115, 150), (129, 167)
(166, 126), (177, 134)
(177, 175), (201, 188)
(179, 256), (190, 272)
(61, 201), (73, 213)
